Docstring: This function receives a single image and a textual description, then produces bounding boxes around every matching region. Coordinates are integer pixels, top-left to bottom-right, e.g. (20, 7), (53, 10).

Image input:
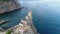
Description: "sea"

(0, 0), (60, 34)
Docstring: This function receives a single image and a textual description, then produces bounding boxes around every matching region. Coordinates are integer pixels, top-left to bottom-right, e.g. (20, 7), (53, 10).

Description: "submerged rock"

(0, 1), (21, 14)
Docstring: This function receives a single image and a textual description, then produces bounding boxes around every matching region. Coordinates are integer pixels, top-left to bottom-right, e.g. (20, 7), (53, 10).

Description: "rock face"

(0, 1), (21, 14)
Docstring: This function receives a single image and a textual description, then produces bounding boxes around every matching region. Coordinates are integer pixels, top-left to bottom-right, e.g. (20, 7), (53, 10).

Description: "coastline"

(0, 11), (40, 34)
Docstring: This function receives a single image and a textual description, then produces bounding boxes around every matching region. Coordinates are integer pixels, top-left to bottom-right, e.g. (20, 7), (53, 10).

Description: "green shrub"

(6, 30), (13, 34)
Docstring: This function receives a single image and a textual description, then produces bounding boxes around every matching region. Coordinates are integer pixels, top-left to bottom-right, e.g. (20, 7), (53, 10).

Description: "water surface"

(0, 1), (60, 34)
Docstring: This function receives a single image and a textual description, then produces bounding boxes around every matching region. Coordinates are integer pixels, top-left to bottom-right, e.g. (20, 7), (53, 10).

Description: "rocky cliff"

(0, 0), (21, 14)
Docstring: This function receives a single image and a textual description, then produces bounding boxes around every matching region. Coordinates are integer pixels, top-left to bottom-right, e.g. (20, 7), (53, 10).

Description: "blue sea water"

(0, 1), (60, 34)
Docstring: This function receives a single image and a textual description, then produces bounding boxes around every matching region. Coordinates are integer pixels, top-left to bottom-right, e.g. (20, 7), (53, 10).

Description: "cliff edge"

(0, 0), (21, 14)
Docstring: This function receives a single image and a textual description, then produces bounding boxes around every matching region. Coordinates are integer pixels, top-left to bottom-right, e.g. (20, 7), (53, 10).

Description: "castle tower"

(25, 16), (29, 20)
(21, 19), (24, 23)
(19, 23), (24, 29)
(21, 19), (27, 26)
(28, 11), (32, 19)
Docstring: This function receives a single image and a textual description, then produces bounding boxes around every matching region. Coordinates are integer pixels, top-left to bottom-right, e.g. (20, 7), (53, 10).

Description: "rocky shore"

(0, 1), (21, 14)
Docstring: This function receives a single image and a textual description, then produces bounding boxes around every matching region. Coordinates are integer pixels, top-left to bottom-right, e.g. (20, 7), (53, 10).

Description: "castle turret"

(21, 19), (27, 27)
(19, 23), (24, 29)
(21, 19), (23, 22)
(25, 16), (29, 20)
(28, 11), (32, 19)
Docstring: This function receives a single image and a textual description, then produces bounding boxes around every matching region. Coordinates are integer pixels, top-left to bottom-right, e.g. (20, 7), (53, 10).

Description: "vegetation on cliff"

(6, 30), (13, 34)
